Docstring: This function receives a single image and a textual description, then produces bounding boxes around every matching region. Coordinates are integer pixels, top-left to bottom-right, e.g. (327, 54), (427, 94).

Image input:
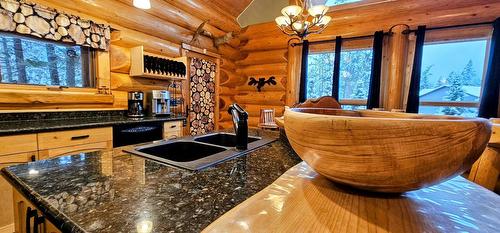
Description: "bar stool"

(258, 109), (279, 129)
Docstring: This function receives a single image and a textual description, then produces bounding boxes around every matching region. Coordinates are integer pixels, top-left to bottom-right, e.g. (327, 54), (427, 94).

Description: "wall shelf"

(130, 46), (188, 81)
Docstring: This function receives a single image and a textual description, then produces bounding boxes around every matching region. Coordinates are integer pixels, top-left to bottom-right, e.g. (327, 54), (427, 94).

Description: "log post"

(385, 24), (409, 111)
(286, 40), (302, 106)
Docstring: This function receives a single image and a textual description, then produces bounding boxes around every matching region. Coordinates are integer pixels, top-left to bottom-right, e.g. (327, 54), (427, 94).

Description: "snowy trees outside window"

(0, 32), (94, 88)
(419, 40), (487, 117)
(307, 48), (373, 110)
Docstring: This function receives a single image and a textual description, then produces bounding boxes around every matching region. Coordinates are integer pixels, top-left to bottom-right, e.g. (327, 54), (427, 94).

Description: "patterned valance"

(0, 0), (110, 50)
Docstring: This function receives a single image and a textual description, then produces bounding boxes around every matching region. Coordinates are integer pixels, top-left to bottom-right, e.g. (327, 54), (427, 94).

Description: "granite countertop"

(0, 115), (185, 136)
(1, 130), (301, 232)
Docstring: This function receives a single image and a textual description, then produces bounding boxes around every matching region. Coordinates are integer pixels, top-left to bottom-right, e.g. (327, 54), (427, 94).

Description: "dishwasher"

(113, 121), (164, 147)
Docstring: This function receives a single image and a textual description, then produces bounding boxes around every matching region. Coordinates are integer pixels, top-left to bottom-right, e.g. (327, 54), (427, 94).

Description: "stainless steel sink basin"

(194, 132), (261, 148)
(124, 132), (276, 171)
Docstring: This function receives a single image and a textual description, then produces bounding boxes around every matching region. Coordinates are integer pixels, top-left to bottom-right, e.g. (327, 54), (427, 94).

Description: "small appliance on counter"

(128, 91), (145, 118)
(149, 90), (171, 116)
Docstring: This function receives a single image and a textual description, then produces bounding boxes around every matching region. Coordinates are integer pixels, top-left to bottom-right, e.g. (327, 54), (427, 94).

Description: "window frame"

(307, 37), (374, 108)
(0, 32), (97, 89)
(417, 27), (492, 114)
(0, 33), (112, 112)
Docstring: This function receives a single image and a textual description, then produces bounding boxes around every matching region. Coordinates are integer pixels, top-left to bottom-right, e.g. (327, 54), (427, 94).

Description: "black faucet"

(228, 103), (248, 150)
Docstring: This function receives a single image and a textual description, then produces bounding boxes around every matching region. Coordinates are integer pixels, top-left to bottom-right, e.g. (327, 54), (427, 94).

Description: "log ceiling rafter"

(34, 0), (243, 55)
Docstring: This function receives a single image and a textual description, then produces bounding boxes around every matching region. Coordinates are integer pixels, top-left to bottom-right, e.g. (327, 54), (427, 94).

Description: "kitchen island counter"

(1, 130), (301, 232)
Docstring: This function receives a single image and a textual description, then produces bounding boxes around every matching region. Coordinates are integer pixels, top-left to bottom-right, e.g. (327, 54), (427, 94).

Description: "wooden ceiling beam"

(115, 0), (226, 37)
(163, 0), (241, 32)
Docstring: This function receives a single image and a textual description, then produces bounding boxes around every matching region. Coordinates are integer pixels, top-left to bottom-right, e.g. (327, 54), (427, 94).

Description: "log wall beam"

(384, 25), (409, 110)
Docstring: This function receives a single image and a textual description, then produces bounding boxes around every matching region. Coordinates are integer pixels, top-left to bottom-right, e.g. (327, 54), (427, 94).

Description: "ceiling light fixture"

(275, 0), (331, 39)
(133, 0), (151, 9)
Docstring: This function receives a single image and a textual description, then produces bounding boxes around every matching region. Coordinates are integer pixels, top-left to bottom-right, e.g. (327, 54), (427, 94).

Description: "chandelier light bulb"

(308, 5), (329, 17)
(317, 15), (332, 26)
(275, 16), (290, 26)
(281, 5), (303, 17)
(133, 0), (151, 9)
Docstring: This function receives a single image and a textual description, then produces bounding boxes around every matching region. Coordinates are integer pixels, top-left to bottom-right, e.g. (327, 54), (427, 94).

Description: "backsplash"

(0, 110), (127, 122)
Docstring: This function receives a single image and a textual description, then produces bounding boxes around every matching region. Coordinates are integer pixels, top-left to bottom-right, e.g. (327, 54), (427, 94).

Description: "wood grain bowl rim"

(286, 108), (491, 124)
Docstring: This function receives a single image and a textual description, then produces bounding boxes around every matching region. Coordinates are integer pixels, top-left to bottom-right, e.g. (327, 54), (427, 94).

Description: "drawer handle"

(30, 155), (36, 162)
(169, 135), (178, 139)
(170, 125), (177, 128)
(71, 135), (90, 140)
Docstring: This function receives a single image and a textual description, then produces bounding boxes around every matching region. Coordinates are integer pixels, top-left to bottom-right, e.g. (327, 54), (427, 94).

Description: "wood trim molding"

(0, 89), (114, 105)
(182, 43), (221, 58)
(419, 101), (479, 107)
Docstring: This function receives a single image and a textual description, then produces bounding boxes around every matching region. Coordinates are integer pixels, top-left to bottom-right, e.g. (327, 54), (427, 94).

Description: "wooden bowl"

(284, 108), (492, 193)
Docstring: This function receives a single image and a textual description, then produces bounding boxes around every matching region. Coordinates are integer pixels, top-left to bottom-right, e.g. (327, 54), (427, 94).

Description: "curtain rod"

(403, 21), (494, 34)
(291, 20), (494, 46)
(290, 33), (388, 47)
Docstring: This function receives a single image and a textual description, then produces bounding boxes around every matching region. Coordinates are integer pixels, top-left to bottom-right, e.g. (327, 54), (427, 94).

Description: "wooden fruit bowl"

(284, 108), (492, 193)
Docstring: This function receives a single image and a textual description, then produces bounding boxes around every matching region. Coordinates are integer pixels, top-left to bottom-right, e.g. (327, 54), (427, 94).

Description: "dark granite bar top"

(1, 130), (301, 232)
(0, 115), (185, 136)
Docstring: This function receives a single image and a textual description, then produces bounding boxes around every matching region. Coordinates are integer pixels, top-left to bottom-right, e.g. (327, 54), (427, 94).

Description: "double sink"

(125, 132), (276, 171)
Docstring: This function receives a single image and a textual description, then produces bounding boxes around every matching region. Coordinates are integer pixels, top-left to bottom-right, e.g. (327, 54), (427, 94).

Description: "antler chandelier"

(275, 0), (331, 39)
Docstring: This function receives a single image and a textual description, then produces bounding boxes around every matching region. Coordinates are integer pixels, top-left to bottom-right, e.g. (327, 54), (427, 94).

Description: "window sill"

(0, 87), (114, 108)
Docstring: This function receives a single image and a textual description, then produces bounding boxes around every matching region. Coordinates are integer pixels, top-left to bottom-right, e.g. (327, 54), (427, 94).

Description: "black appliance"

(128, 91), (145, 118)
(113, 122), (163, 147)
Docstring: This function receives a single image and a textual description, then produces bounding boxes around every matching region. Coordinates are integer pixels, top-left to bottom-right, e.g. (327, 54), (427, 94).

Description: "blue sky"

(422, 40), (488, 85)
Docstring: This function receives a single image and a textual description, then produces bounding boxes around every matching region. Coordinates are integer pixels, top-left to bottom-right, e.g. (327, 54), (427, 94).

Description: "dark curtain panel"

(367, 31), (384, 109)
(406, 26), (427, 113)
(479, 18), (500, 118)
(332, 36), (342, 100)
(299, 40), (310, 103)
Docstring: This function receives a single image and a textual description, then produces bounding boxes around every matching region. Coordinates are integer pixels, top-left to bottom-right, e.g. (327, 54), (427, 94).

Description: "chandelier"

(275, 1), (331, 39)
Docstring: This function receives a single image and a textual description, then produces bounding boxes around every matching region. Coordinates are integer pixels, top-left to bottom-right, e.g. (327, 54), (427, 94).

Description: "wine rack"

(130, 46), (188, 80)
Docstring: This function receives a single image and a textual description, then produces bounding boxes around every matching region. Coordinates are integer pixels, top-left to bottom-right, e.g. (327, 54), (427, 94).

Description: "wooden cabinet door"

(13, 189), (61, 233)
(1, 152), (37, 232)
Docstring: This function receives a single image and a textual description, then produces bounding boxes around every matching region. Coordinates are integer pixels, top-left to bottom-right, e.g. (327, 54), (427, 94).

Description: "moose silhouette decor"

(248, 76), (277, 92)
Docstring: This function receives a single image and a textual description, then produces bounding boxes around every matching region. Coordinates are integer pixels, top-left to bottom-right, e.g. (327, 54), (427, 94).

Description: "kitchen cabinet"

(0, 134), (38, 232)
(13, 189), (61, 233)
(38, 127), (113, 151)
(163, 121), (183, 140)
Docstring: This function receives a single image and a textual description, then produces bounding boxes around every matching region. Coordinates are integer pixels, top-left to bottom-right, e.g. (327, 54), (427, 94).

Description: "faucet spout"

(228, 103), (248, 150)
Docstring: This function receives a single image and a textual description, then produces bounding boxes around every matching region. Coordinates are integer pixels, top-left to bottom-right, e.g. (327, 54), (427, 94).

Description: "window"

(0, 32), (95, 88)
(307, 48), (373, 110)
(325, 0), (362, 7)
(418, 40), (488, 117)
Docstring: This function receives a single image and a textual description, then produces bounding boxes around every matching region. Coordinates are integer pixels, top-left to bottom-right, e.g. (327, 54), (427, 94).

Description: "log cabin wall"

(231, 0), (500, 128)
(0, 0), (242, 115)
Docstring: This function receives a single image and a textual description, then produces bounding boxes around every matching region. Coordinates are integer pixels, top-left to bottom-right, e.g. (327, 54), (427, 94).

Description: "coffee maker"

(150, 90), (171, 116)
(127, 91), (145, 118)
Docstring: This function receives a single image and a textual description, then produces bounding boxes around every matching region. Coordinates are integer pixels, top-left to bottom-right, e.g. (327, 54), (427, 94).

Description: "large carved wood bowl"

(284, 108), (492, 193)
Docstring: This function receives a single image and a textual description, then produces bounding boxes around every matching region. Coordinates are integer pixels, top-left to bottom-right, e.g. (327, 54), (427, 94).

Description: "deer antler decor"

(189, 20), (213, 45)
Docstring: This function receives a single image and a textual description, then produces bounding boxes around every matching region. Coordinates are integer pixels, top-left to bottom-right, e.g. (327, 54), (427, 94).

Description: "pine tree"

(13, 38), (27, 83)
(460, 59), (478, 85)
(441, 72), (466, 115)
(421, 65), (433, 89)
(46, 44), (60, 85)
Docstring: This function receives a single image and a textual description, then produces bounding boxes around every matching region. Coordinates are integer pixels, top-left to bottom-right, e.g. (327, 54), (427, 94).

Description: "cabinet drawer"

(0, 134), (37, 156)
(38, 127), (112, 150)
(164, 121), (183, 133)
(0, 152), (37, 165)
(38, 141), (112, 160)
(163, 130), (182, 140)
